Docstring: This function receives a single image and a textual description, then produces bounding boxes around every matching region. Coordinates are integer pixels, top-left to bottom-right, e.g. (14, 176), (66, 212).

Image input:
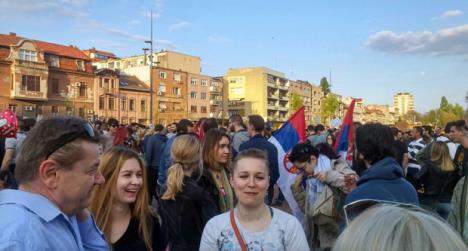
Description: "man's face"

(55, 141), (104, 215)
(450, 126), (464, 143)
(411, 129), (419, 139)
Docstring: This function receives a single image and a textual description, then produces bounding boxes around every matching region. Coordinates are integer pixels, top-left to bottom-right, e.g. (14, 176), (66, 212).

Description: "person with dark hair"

(239, 115), (279, 205)
(407, 126), (426, 187)
(390, 127), (409, 172)
(308, 124), (327, 147)
(422, 125), (434, 144)
(144, 124), (167, 202)
(289, 143), (356, 249)
(158, 119), (194, 194)
(202, 118), (218, 134)
(0, 116), (107, 250)
(1, 118), (36, 189)
(228, 114), (249, 159)
(344, 123), (419, 208)
(451, 120), (468, 173)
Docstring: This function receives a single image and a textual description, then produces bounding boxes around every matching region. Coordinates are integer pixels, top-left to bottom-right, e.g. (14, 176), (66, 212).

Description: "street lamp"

(145, 9), (154, 126)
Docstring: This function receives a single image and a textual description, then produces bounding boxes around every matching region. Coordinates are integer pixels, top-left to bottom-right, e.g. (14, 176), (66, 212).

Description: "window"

(21, 75), (40, 91)
(8, 104), (17, 113)
(104, 78), (109, 89)
(79, 107), (85, 118)
(99, 96), (105, 110)
(99, 78), (103, 88)
(121, 97), (127, 111)
(79, 84), (86, 97)
(173, 73), (181, 82)
(191, 106), (197, 113)
(109, 97), (115, 110)
(201, 79), (208, 86)
(158, 84), (166, 92)
(129, 99), (135, 111)
(201, 106), (207, 113)
(49, 55), (59, 67)
(173, 87), (181, 96)
(52, 79), (59, 94)
(19, 49), (37, 61)
(76, 60), (85, 71)
(191, 79), (197, 85)
(200, 92), (207, 100)
(190, 91), (197, 99)
(160, 71), (167, 79)
(140, 99), (146, 112)
(111, 79), (115, 89)
(108, 62), (114, 69)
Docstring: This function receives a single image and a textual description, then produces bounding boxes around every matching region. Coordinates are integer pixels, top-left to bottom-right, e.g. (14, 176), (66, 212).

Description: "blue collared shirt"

(0, 189), (108, 251)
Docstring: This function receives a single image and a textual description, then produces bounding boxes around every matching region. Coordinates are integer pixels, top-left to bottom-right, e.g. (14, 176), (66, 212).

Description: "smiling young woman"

(199, 149), (309, 251)
(89, 146), (166, 251)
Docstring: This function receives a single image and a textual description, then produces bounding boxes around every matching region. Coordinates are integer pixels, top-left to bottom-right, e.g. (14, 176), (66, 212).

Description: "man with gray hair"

(0, 117), (107, 250)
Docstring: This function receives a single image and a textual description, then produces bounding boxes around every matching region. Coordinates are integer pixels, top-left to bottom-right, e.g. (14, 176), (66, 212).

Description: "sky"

(1, 0), (468, 112)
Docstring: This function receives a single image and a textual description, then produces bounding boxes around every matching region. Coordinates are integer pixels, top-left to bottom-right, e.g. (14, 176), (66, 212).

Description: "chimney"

(9, 32), (16, 36)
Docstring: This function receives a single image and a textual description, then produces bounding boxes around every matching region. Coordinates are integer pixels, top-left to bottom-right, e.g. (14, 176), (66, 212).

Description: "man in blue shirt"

(239, 115), (279, 205)
(0, 117), (108, 250)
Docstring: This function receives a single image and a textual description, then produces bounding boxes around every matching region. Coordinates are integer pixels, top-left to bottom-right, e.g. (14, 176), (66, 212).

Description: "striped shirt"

(408, 138), (426, 170)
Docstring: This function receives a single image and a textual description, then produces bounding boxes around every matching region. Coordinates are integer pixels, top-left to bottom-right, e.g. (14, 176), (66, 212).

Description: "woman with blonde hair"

(414, 141), (461, 219)
(334, 203), (467, 251)
(90, 146), (166, 251)
(198, 128), (235, 214)
(159, 134), (217, 251)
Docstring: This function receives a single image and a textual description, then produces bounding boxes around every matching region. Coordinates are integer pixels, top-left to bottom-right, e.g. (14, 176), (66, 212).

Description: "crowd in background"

(0, 109), (468, 250)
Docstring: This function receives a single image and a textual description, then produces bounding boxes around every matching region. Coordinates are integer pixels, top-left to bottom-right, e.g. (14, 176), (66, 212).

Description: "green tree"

(290, 93), (304, 112)
(320, 95), (339, 124)
(440, 96), (449, 111)
(320, 77), (331, 96)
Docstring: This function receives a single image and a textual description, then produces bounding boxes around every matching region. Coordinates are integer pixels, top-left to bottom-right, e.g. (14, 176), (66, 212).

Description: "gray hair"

(333, 204), (467, 251)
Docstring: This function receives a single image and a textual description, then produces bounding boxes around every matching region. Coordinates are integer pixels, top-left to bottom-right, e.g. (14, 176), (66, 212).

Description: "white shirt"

(200, 207), (309, 251)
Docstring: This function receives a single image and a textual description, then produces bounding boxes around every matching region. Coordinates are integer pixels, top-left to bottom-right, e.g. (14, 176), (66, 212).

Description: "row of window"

(99, 96), (146, 112)
(19, 49), (85, 71)
(190, 106), (210, 113)
(190, 92), (208, 99)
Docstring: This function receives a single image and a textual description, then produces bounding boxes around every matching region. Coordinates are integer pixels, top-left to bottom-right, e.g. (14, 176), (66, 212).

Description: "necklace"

(214, 171), (226, 197)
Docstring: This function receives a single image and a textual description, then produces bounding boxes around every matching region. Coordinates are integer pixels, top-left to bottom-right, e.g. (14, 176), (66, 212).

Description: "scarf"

(307, 154), (332, 206)
(210, 168), (234, 213)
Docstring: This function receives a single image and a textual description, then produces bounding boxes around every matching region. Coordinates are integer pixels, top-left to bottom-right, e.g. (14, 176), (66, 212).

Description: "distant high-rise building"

(393, 92), (414, 116)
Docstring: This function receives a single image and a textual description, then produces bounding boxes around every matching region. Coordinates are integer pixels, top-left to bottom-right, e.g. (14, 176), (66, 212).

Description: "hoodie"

(345, 157), (419, 205)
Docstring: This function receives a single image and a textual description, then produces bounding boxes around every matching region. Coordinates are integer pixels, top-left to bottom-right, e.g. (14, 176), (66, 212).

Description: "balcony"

(268, 93), (278, 99)
(210, 100), (222, 105)
(100, 87), (118, 95)
(279, 106), (288, 111)
(278, 84), (288, 90)
(280, 95), (289, 101)
(209, 86), (222, 93)
(267, 81), (276, 88)
(11, 89), (48, 101)
(267, 104), (276, 110)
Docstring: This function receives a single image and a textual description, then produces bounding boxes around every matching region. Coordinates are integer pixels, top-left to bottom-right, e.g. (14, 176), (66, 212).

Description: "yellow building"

(393, 92), (414, 116)
(310, 84), (324, 124)
(225, 67), (289, 125)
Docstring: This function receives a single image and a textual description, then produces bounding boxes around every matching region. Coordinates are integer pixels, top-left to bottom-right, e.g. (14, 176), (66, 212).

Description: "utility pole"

(145, 9), (154, 126)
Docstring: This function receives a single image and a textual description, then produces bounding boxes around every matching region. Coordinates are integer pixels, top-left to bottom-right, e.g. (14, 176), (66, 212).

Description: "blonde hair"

(162, 134), (201, 200)
(431, 141), (454, 171)
(333, 204), (467, 251)
(90, 146), (153, 251)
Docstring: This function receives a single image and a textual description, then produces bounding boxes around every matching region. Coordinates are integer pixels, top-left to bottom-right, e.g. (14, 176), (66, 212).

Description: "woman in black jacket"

(415, 141), (461, 219)
(159, 134), (217, 251)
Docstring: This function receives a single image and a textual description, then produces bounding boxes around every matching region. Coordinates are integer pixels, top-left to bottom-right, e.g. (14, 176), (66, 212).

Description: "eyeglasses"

(45, 122), (96, 160)
(343, 199), (421, 226)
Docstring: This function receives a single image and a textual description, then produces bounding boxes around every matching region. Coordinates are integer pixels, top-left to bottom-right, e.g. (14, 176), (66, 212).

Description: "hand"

(76, 208), (91, 222)
(294, 171), (304, 188)
(315, 171), (327, 182)
(344, 174), (357, 193)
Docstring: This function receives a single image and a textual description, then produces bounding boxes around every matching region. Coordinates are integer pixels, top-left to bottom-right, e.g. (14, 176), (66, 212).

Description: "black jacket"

(144, 133), (167, 169)
(112, 215), (166, 251)
(159, 176), (217, 251)
(414, 160), (460, 200)
(197, 168), (223, 214)
(239, 134), (279, 183)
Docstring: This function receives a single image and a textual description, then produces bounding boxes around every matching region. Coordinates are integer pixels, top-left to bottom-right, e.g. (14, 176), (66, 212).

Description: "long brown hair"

(431, 141), (454, 171)
(90, 146), (153, 251)
(162, 134), (201, 200)
(202, 129), (231, 171)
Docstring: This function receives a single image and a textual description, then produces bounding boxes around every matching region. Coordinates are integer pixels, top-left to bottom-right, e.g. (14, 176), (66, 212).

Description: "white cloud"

(366, 24), (468, 57)
(0, 0), (90, 18)
(128, 19), (141, 25)
(169, 21), (192, 32)
(208, 34), (230, 43)
(140, 10), (160, 19)
(432, 9), (464, 20)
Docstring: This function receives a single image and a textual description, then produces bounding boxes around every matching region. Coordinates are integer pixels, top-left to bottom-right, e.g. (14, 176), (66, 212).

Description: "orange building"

(0, 32), (95, 119)
(153, 66), (187, 125)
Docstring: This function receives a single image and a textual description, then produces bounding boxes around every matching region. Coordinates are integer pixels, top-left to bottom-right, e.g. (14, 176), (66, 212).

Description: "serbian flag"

(268, 107), (306, 222)
(334, 99), (356, 164)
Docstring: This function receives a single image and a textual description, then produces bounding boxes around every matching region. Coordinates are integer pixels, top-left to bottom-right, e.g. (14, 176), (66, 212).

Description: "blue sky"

(1, 0), (468, 112)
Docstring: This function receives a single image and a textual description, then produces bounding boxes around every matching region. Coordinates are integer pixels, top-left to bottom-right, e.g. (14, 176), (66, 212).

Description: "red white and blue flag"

(268, 106), (306, 221)
(334, 99), (356, 164)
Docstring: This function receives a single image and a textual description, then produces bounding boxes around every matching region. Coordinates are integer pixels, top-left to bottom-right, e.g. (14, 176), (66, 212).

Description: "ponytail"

(162, 163), (185, 200)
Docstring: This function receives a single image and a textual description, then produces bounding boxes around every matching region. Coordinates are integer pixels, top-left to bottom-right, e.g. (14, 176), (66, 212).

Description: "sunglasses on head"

(343, 199), (421, 226)
(45, 122), (96, 160)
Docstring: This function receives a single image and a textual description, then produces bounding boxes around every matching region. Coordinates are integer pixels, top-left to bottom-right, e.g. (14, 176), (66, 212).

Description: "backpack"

(311, 184), (346, 226)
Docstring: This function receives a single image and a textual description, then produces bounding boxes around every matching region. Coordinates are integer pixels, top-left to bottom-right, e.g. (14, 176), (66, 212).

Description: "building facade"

(393, 92), (414, 116)
(154, 66), (187, 125)
(0, 33), (94, 120)
(291, 80), (313, 124)
(225, 67), (290, 126)
(187, 73), (211, 121)
(310, 84), (324, 125)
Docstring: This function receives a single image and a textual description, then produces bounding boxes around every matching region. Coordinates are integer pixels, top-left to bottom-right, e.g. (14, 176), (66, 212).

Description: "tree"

(290, 93), (304, 112)
(320, 95), (339, 124)
(320, 77), (331, 96)
(440, 96), (450, 112)
(418, 96), (464, 127)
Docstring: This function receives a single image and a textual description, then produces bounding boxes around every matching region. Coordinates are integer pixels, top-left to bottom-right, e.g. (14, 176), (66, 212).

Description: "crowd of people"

(0, 109), (467, 250)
